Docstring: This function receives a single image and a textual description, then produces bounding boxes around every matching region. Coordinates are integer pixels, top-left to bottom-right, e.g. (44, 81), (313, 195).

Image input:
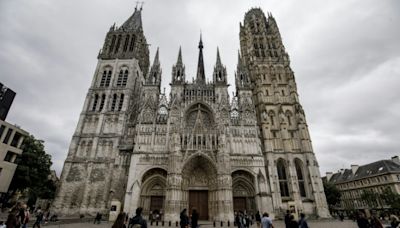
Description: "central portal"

(189, 190), (208, 220)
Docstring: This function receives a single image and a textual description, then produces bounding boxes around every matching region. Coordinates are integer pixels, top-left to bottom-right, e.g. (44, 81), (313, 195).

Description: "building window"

(3, 128), (13, 144)
(4, 151), (16, 163)
(122, 70), (128, 86)
(117, 70), (123, 86)
(110, 35), (116, 52)
(111, 94), (117, 111)
(10, 132), (22, 148)
(114, 35), (121, 53)
(118, 94), (124, 111)
(105, 71), (112, 87)
(0, 125), (5, 139)
(99, 94), (106, 111)
(129, 35), (136, 51)
(295, 159), (307, 197)
(277, 159), (290, 197)
(92, 94), (99, 111)
(100, 71), (107, 87)
(123, 35), (130, 51)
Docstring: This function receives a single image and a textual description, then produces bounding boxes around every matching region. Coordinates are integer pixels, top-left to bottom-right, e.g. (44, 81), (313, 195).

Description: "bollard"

(169, 221), (171, 227)
(213, 221), (216, 227)
(156, 221), (159, 226)
(228, 221), (230, 227)
(221, 221), (223, 227)
(162, 221), (165, 226)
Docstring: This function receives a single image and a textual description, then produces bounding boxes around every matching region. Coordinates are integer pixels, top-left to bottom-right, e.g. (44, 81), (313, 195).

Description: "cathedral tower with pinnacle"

(53, 7), (330, 221)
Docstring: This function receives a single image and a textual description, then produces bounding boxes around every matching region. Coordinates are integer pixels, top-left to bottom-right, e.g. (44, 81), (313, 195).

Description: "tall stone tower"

(239, 8), (329, 217)
(52, 7), (149, 215)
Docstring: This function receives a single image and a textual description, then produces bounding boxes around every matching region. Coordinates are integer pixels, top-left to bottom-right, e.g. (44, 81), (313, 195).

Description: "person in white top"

(261, 212), (274, 228)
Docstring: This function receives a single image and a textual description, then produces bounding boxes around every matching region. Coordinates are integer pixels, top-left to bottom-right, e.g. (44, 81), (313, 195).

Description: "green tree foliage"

(380, 187), (400, 210)
(8, 135), (56, 207)
(323, 181), (341, 208)
(361, 189), (380, 208)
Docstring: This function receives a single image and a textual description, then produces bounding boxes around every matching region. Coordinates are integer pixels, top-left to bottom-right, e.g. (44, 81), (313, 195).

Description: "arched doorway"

(182, 154), (218, 220)
(139, 168), (168, 220)
(231, 170), (256, 214)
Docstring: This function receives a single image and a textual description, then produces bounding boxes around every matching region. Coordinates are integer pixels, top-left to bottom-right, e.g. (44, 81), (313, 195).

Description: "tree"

(380, 187), (400, 211)
(7, 135), (56, 207)
(360, 189), (380, 209)
(323, 181), (341, 209)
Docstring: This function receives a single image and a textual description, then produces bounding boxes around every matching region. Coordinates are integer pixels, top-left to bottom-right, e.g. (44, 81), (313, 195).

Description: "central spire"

(196, 34), (205, 83)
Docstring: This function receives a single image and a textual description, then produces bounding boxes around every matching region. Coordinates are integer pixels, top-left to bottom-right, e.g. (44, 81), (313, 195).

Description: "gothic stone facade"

(52, 7), (330, 221)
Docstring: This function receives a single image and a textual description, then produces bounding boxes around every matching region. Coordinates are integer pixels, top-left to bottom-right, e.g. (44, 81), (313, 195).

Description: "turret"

(146, 47), (161, 86)
(196, 34), (206, 84)
(213, 47), (227, 85)
(171, 47), (185, 85)
(235, 51), (251, 90)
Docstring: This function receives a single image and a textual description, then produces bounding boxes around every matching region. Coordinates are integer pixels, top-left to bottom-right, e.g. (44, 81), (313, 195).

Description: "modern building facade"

(0, 119), (28, 196)
(324, 156), (400, 213)
(53, 7), (330, 221)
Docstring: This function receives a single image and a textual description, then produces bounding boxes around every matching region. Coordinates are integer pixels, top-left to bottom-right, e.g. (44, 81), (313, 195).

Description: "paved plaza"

(42, 220), (361, 228)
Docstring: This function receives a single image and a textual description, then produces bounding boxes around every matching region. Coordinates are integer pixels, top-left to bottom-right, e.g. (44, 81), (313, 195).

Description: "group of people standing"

(112, 207), (148, 228)
(3, 202), (49, 228)
(180, 208), (199, 228)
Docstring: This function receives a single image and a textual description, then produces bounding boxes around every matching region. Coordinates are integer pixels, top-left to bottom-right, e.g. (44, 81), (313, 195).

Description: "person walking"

(129, 207), (147, 228)
(298, 213), (309, 228)
(284, 210), (290, 228)
(191, 209), (199, 228)
(255, 211), (261, 228)
(32, 207), (44, 228)
(20, 204), (30, 228)
(5, 208), (20, 228)
(370, 215), (383, 228)
(180, 209), (189, 228)
(356, 212), (370, 228)
(261, 212), (274, 228)
(93, 212), (102, 224)
(112, 212), (127, 228)
(287, 214), (298, 228)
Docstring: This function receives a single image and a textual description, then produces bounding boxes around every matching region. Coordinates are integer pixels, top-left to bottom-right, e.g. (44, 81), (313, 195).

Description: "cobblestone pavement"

(42, 220), (361, 228)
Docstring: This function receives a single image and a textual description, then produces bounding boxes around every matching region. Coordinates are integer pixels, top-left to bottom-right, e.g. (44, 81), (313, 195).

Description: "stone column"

(164, 173), (183, 222)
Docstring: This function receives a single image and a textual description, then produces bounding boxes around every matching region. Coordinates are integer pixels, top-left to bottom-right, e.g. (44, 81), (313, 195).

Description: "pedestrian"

(356, 212), (370, 228)
(180, 208), (189, 228)
(390, 215), (400, 228)
(284, 210), (290, 228)
(288, 214), (298, 228)
(32, 207), (44, 228)
(191, 209), (199, 228)
(94, 212), (102, 224)
(261, 212), (274, 228)
(298, 213), (309, 228)
(235, 211), (242, 228)
(129, 207), (147, 228)
(0, 221), (5, 228)
(20, 204), (30, 228)
(370, 215), (383, 228)
(6, 208), (20, 228)
(339, 213), (344, 221)
(255, 211), (261, 228)
(112, 212), (127, 228)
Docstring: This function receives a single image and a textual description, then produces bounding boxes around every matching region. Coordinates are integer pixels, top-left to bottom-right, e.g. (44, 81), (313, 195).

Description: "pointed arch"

(277, 158), (290, 197)
(294, 158), (307, 197)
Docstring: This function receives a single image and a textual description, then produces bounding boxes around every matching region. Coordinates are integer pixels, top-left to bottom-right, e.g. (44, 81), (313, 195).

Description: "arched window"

(122, 70), (128, 86)
(123, 35), (130, 52)
(269, 112), (275, 126)
(118, 94), (124, 111)
(105, 70), (112, 87)
(99, 94), (106, 111)
(117, 70), (123, 86)
(114, 35), (121, 53)
(295, 159), (307, 197)
(110, 35), (116, 52)
(111, 94), (117, 111)
(100, 71), (107, 87)
(92, 94), (99, 111)
(277, 159), (289, 197)
(129, 35), (136, 51)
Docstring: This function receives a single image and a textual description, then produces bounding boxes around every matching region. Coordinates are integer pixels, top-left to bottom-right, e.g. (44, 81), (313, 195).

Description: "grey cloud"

(1, 0), (399, 176)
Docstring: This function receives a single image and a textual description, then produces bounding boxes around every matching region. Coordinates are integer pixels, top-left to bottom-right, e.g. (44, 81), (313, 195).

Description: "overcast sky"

(1, 0), (399, 176)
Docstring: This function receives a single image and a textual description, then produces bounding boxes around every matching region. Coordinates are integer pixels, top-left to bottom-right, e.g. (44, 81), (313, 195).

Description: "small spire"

(177, 46), (183, 64)
(216, 47), (222, 65)
(153, 47), (160, 65)
(196, 33), (205, 83)
(198, 32), (203, 49)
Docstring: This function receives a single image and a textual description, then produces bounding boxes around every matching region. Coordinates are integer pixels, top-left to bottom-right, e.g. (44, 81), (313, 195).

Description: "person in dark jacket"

(255, 211), (261, 228)
(112, 212), (127, 228)
(180, 209), (189, 228)
(298, 213), (309, 228)
(284, 210), (290, 228)
(129, 207), (147, 228)
(356, 212), (370, 228)
(191, 209), (199, 228)
(6, 208), (20, 228)
(288, 214), (298, 228)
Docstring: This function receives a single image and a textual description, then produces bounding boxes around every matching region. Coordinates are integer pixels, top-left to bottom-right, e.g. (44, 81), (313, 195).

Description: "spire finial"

(177, 46), (183, 64)
(196, 32), (205, 83)
(198, 32), (203, 49)
(153, 47), (160, 65)
(216, 47), (221, 65)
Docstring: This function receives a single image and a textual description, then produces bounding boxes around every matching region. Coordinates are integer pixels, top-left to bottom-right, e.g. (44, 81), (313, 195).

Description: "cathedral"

(52, 6), (330, 221)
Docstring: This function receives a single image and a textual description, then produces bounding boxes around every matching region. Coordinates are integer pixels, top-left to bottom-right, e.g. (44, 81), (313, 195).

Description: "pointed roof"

(196, 34), (205, 83)
(153, 47), (160, 66)
(177, 46), (183, 65)
(216, 47), (222, 66)
(121, 8), (143, 31)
